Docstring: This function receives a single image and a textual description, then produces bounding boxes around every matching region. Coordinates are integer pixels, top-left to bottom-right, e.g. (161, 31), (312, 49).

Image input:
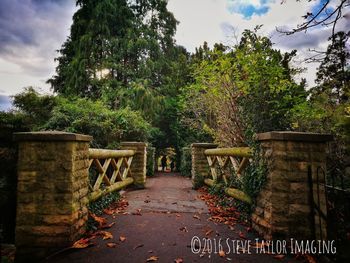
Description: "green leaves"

(181, 30), (307, 146)
(48, 0), (178, 99)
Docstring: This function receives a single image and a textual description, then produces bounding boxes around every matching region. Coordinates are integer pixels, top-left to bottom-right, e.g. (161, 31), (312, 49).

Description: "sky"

(0, 0), (349, 110)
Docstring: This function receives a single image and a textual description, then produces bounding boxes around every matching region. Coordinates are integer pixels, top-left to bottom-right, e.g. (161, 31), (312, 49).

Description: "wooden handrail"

(89, 148), (135, 159)
(204, 147), (252, 157)
(204, 147), (253, 204)
(88, 148), (135, 202)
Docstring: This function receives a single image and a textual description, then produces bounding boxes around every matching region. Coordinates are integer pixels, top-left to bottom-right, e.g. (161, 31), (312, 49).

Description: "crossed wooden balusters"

(204, 147), (253, 203)
(88, 148), (135, 202)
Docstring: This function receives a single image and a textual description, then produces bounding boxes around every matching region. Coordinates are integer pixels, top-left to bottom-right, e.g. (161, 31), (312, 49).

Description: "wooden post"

(120, 142), (147, 189)
(13, 131), (92, 262)
(191, 143), (218, 189)
(253, 131), (332, 240)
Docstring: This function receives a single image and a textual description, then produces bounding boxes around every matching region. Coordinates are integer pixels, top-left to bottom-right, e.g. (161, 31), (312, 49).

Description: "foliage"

(11, 89), (153, 148)
(292, 31), (350, 189)
(11, 87), (57, 130)
(87, 191), (120, 230)
(181, 29), (307, 146)
(46, 0), (194, 155)
(48, 0), (177, 96)
(180, 147), (191, 177)
(146, 146), (155, 177)
(240, 145), (267, 201)
(192, 172), (205, 190)
(45, 97), (152, 147)
(0, 111), (28, 132)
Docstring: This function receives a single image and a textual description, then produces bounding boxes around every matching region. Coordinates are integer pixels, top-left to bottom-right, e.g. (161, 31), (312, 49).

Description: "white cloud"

(0, 0), (76, 96)
(0, 0), (347, 97)
(167, 0), (346, 87)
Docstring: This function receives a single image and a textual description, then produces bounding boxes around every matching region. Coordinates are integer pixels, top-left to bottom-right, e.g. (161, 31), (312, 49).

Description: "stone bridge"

(2, 130), (333, 262)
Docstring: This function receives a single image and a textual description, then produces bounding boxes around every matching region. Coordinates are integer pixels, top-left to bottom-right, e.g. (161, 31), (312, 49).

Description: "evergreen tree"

(314, 31), (350, 104)
(48, 0), (178, 101)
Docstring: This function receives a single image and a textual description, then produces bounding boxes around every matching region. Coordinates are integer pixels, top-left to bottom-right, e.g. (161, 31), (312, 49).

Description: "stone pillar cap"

(256, 131), (333, 142)
(120, 141), (147, 146)
(13, 131), (92, 142)
(191, 143), (218, 148)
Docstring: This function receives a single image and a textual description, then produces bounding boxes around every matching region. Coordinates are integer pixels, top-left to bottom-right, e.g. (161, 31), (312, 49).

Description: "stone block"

(14, 132), (91, 261)
(289, 204), (310, 216)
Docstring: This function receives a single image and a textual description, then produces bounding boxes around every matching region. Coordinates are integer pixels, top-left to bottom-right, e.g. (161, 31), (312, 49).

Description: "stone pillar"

(252, 131), (332, 240)
(191, 143), (218, 189)
(120, 142), (147, 189)
(13, 131), (92, 262)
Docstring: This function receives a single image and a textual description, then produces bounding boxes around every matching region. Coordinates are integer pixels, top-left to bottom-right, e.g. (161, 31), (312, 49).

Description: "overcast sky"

(0, 0), (349, 110)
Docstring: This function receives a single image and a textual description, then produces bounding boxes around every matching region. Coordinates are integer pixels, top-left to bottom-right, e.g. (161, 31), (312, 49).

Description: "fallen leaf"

(193, 215), (200, 220)
(174, 258), (183, 263)
(273, 254), (285, 260)
(106, 242), (117, 248)
(133, 244), (144, 250)
(179, 226), (188, 232)
(71, 238), (94, 249)
(119, 235), (126, 242)
(205, 229), (213, 237)
(98, 231), (113, 240)
(144, 200), (150, 203)
(90, 213), (107, 228)
(132, 209), (142, 215)
(100, 222), (115, 229)
(219, 250), (225, 257)
(146, 255), (159, 262)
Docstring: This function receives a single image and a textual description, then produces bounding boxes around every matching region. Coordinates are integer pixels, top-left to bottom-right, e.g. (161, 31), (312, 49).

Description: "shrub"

(43, 97), (153, 148)
(146, 146), (155, 177)
(180, 147), (192, 177)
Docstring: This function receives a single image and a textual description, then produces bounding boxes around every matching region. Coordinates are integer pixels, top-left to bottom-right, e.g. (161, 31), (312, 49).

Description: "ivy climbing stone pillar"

(120, 142), (147, 189)
(252, 131), (332, 240)
(13, 131), (92, 262)
(191, 143), (218, 189)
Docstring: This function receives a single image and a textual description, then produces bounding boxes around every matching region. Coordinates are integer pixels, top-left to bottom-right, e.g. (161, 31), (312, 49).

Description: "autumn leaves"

(71, 198), (129, 250)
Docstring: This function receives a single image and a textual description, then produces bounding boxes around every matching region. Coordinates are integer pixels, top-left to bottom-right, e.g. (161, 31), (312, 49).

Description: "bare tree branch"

(277, 0), (349, 39)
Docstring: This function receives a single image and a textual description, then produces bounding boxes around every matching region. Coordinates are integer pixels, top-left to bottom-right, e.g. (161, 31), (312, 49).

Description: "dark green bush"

(87, 191), (120, 231)
(146, 146), (155, 177)
(180, 147), (191, 177)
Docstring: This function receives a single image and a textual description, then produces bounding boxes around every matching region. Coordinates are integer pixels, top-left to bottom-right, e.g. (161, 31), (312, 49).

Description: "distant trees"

(293, 31), (350, 133)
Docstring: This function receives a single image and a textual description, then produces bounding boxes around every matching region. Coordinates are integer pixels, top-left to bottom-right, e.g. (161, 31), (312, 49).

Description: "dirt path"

(47, 173), (295, 263)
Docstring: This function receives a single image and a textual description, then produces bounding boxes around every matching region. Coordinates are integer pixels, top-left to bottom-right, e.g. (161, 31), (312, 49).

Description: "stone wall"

(252, 131), (332, 240)
(120, 142), (147, 189)
(14, 131), (92, 262)
(191, 143), (217, 189)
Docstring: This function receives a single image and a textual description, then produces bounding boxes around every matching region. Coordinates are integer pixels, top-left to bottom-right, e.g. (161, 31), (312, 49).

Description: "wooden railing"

(88, 148), (135, 202)
(204, 147), (253, 203)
